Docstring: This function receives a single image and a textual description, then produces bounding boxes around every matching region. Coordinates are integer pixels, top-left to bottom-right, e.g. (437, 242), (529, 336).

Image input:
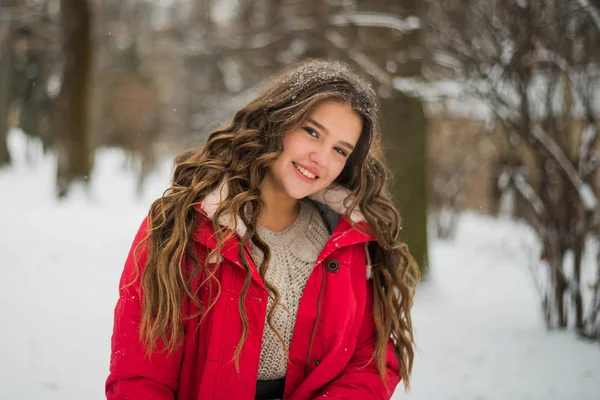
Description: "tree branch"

(576, 0), (600, 34)
(531, 124), (598, 210)
(329, 12), (421, 33)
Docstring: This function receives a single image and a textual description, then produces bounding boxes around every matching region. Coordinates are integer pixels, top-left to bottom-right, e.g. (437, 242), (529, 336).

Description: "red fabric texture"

(106, 211), (400, 400)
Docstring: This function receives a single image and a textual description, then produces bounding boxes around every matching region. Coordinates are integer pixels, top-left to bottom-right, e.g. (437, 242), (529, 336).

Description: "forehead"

(308, 100), (363, 142)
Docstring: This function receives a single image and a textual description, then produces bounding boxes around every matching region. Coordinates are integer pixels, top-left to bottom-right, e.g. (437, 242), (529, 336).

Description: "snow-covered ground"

(1, 129), (599, 400)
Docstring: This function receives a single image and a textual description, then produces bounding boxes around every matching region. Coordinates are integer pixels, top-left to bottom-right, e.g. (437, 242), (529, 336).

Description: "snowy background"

(1, 129), (599, 400)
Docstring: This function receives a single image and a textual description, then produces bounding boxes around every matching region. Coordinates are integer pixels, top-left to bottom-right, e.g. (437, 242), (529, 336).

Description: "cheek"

(273, 136), (295, 169)
(281, 130), (303, 155)
(272, 157), (288, 178)
(326, 160), (347, 181)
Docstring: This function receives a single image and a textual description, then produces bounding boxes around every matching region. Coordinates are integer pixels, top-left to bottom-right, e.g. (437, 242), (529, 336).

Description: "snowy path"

(1, 131), (599, 399)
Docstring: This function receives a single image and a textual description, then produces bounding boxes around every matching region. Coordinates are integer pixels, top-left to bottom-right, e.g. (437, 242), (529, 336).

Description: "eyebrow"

(307, 118), (356, 151)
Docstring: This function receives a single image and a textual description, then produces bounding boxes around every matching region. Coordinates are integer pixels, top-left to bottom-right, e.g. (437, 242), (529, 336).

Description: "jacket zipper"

(304, 263), (327, 377)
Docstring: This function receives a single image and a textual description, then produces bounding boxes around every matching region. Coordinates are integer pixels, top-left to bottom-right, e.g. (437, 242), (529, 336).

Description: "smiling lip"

(292, 162), (319, 181)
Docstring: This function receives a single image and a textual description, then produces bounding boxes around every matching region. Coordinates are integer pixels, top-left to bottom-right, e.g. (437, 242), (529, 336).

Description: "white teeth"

(294, 163), (317, 179)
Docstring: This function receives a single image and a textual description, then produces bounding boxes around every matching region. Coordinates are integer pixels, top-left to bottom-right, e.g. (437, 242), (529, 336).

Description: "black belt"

(255, 377), (285, 400)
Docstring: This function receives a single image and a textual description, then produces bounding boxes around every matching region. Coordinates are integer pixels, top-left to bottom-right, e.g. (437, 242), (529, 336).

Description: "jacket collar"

(201, 179), (366, 239)
(196, 179), (376, 280)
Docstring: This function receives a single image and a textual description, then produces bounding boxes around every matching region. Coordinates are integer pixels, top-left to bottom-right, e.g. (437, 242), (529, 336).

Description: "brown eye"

(303, 127), (318, 138)
(334, 147), (348, 157)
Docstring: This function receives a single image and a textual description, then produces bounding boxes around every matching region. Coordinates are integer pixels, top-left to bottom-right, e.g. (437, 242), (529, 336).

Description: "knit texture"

(251, 200), (330, 380)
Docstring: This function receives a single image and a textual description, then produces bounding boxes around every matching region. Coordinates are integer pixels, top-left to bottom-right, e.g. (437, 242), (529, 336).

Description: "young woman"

(106, 59), (419, 400)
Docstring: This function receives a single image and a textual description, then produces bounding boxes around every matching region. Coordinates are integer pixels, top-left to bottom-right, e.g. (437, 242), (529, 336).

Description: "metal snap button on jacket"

(325, 259), (340, 272)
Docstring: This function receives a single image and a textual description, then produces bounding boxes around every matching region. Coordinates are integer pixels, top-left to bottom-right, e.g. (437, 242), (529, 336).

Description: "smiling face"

(264, 99), (363, 201)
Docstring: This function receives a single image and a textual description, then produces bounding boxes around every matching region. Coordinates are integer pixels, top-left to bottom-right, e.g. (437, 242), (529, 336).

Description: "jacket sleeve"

(105, 217), (184, 399)
(315, 283), (401, 400)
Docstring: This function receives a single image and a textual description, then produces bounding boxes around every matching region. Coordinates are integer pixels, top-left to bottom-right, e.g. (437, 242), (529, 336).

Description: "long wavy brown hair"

(136, 59), (419, 390)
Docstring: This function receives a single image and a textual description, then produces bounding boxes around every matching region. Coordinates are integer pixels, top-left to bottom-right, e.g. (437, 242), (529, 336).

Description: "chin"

(280, 177), (326, 199)
(283, 185), (313, 200)
(268, 162), (332, 200)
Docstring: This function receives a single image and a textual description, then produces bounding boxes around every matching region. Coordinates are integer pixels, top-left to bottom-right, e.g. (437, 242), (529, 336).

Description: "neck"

(259, 179), (300, 232)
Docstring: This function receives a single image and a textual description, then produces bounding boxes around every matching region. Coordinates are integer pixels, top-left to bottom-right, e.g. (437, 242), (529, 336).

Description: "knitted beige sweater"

(250, 200), (330, 381)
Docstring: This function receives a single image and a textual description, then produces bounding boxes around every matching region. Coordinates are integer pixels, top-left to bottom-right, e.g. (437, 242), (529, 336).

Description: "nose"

(309, 146), (328, 168)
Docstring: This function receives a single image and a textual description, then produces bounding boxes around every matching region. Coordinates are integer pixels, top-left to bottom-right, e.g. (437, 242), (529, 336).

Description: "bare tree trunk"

(19, 51), (50, 148)
(573, 227), (585, 331)
(381, 92), (429, 274)
(54, 0), (93, 197)
(584, 242), (600, 339)
(555, 256), (568, 328)
(360, 0), (430, 275)
(0, 21), (15, 167)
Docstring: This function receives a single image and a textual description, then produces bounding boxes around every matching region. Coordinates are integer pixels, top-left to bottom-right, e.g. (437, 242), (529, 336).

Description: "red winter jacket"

(106, 185), (401, 400)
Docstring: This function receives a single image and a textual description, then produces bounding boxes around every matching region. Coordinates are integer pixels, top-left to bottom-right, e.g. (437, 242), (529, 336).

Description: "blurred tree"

(381, 92), (429, 275)
(0, 0), (59, 163)
(0, 19), (15, 166)
(577, 0), (600, 33)
(54, 0), (93, 197)
(13, 25), (54, 153)
(427, 0), (600, 339)
(91, 0), (163, 195)
(368, 0), (429, 274)
(98, 70), (160, 195)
